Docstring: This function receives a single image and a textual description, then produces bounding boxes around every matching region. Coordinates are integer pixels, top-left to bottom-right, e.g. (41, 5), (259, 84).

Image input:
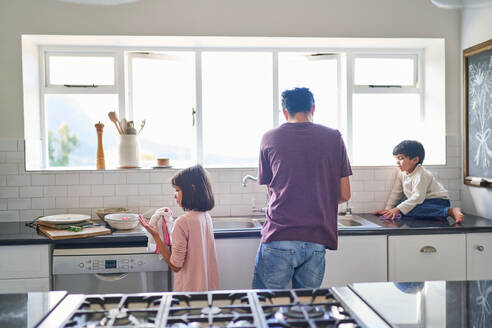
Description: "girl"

(139, 164), (219, 291)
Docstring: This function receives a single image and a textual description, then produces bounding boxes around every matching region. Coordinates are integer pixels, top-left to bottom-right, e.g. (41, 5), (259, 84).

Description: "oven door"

(52, 247), (171, 294)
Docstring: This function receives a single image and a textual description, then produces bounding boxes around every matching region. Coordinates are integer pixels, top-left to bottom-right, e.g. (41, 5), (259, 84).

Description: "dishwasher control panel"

(53, 253), (168, 274)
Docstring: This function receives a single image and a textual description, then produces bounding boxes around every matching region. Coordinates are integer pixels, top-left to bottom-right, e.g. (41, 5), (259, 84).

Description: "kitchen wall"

(0, 0), (464, 222)
(0, 138), (461, 222)
(460, 5), (492, 218)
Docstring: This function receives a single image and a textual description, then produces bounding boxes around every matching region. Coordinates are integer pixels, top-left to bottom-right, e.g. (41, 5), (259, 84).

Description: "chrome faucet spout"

(242, 175), (258, 187)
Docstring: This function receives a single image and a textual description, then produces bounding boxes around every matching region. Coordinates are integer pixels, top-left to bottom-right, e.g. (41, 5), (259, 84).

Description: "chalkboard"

(467, 280), (492, 328)
(463, 39), (492, 187)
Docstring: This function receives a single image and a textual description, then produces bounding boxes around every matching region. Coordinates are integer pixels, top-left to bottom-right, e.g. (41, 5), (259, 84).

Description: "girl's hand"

(138, 215), (159, 237)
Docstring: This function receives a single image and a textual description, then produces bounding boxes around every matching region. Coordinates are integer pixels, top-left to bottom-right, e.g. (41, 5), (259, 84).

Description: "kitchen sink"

(212, 217), (264, 230)
(338, 215), (379, 228)
(213, 215), (378, 230)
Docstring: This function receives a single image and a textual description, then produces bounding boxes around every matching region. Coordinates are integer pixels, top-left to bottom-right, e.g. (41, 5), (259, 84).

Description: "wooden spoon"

(137, 120), (146, 135)
(120, 118), (127, 134)
(108, 111), (123, 135)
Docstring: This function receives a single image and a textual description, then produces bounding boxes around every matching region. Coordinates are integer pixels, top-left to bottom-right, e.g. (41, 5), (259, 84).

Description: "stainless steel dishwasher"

(52, 247), (171, 294)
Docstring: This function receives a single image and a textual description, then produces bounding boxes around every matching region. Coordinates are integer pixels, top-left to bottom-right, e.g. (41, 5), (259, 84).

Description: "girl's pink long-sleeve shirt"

(169, 210), (219, 292)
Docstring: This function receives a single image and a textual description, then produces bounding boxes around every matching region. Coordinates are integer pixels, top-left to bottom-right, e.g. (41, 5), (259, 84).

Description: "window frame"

(37, 45), (426, 169)
(40, 48), (123, 169)
(346, 51), (424, 161)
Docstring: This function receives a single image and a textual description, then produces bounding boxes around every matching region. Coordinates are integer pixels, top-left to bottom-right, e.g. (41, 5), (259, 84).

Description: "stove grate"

(50, 288), (364, 328)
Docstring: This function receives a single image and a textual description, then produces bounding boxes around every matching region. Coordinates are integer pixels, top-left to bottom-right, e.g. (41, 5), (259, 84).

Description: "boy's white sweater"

(385, 164), (449, 214)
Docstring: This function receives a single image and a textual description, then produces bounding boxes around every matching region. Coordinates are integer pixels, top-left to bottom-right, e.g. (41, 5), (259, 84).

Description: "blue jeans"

(404, 198), (450, 219)
(252, 240), (326, 289)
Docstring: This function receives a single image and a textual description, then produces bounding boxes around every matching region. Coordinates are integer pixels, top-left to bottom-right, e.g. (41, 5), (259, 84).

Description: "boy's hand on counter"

(372, 210), (386, 216)
(374, 208), (401, 221)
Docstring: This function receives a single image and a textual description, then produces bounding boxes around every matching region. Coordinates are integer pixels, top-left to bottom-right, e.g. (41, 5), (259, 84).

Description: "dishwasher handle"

(94, 272), (129, 281)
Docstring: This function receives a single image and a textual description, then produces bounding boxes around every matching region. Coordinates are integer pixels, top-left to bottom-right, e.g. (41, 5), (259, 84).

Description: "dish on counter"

(104, 213), (140, 230)
(37, 214), (90, 224)
(95, 207), (129, 220)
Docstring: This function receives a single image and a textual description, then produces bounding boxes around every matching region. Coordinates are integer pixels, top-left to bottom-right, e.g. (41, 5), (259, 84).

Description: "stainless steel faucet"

(339, 201), (352, 216)
(241, 175), (268, 214)
(242, 175), (258, 187)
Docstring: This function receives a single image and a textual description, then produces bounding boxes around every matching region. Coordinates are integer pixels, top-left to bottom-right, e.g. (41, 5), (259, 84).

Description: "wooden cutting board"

(39, 225), (111, 240)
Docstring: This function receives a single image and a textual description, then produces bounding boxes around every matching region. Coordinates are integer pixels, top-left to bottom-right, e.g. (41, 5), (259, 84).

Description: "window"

(353, 55), (418, 87)
(47, 54), (115, 86)
(278, 53), (340, 132)
(350, 54), (424, 165)
(25, 37), (445, 170)
(201, 52), (273, 167)
(42, 52), (120, 168)
(129, 52), (195, 168)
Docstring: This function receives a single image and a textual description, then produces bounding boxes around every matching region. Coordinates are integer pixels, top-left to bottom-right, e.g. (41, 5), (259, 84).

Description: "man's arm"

(338, 176), (351, 204)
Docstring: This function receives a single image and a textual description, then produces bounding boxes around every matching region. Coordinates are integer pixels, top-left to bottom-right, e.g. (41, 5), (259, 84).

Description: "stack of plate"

(37, 214), (92, 230)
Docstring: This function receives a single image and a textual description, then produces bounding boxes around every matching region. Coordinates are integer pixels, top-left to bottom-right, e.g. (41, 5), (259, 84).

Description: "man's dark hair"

(171, 164), (215, 211)
(393, 140), (425, 164)
(281, 87), (315, 115)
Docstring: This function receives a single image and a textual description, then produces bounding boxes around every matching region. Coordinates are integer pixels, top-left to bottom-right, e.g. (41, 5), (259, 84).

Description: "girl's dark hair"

(393, 140), (425, 164)
(171, 164), (215, 212)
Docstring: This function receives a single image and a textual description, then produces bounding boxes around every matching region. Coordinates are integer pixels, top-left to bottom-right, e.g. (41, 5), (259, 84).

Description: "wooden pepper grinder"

(95, 122), (106, 169)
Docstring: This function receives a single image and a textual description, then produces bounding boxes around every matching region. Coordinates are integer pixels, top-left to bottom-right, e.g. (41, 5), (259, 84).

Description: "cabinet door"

(388, 234), (466, 282)
(0, 245), (50, 279)
(215, 237), (260, 290)
(467, 233), (492, 280)
(321, 235), (387, 287)
(0, 278), (50, 293)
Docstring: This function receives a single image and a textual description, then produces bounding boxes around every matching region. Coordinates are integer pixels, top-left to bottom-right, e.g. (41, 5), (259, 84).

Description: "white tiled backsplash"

(0, 138), (462, 222)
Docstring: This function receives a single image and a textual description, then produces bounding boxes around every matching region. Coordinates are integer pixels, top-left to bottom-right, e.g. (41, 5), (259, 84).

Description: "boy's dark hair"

(281, 87), (315, 115)
(393, 140), (425, 164)
(171, 164), (215, 212)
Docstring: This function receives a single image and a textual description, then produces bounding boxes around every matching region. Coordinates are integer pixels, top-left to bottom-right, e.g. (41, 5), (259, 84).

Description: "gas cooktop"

(36, 288), (389, 328)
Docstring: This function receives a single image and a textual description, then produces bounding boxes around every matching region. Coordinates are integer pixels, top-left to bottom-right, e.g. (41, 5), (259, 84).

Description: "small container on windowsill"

(157, 158), (169, 166)
(153, 158), (172, 169)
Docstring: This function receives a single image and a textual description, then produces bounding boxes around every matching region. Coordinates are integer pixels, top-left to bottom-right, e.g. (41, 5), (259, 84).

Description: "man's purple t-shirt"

(258, 122), (352, 250)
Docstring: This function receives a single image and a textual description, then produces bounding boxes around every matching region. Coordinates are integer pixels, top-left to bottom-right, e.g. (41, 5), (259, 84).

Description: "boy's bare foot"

(449, 208), (464, 223)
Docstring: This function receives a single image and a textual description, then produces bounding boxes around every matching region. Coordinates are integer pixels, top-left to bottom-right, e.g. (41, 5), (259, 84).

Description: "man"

(252, 87), (351, 289)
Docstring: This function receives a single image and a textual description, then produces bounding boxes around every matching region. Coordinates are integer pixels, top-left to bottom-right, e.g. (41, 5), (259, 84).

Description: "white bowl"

(104, 213), (139, 230)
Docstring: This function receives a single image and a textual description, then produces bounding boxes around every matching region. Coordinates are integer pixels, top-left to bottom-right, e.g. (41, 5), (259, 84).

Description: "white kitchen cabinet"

(0, 278), (50, 293)
(388, 234), (466, 282)
(321, 235), (387, 287)
(0, 244), (51, 292)
(215, 237), (260, 290)
(466, 232), (492, 280)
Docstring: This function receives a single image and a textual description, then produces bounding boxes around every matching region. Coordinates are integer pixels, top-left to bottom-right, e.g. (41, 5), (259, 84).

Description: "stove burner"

(283, 305), (325, 319)
(108, 307), (128, 319)
(201, 306), (221, 315)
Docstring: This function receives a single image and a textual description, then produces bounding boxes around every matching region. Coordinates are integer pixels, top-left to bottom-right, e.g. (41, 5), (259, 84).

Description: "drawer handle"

(476, 245), (485, 252)
(420, 246), (437, 253)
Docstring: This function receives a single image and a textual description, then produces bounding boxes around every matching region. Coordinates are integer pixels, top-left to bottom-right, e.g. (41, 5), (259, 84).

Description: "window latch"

(192, 107), (196, 126)
(368, 85), (402, 88)
(63, 84), (99, 88)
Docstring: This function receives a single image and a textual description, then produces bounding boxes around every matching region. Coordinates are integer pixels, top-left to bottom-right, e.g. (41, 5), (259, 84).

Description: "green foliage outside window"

(48, 123), (79, 167)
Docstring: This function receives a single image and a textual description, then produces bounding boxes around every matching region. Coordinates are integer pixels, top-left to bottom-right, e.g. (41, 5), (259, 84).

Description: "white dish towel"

(146, 207), (175, 256)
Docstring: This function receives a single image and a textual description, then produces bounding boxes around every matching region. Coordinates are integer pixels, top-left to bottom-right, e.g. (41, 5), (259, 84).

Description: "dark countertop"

(0, 291), (66, 328)
(1, 213), (491, 246)
(349, 280), (492, 328)
(356, 212), (492, 235)
(0, 220), (149, 247)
